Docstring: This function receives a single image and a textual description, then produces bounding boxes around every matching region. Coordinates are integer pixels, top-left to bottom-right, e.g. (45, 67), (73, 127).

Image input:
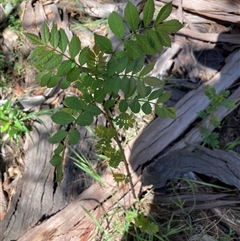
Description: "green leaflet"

(40, 72), (52, 87)
(129, 100), (141, 113)
(79, 46), (90, 65)
(143, 0), (154, 27)
(119, 100), (128, 112)
(36, 50), (54, 66)
(144, 76), (163, 86)
(155, 27), (171, 47)
(25, 33), (44, 45)
(94, 34), (113, 54)
(85, 104), (102, 116)
(43, 53), (62, 69)
(145, 29), (163, 52)
(57, 60), (72, 76)
(124, 1), (139, 32)
(66, 66), (81, 82)
(49, 154), (62, 166)
(28, 46), (46, 63)
(51, 111), (75, 125)
(155, 2), (172, 24)
(124, 40), (143, 59)
(136, 34), (156, 55)
(157, 91), (171, 103)
(47, 75), (60, 88)
(148, 88), (163, 101)
(54, 143), (64, 155)
(108, 11), (125, 39)
(139, 60), (156, 77)
(94, 88), (107, 103)
(158, 20), (183, 33)
(40, 22), (50, 44)
(60, 78), (71, 89)
(58, 28), (69, 52)
(69, 35), (81, 59)
(76, 112), (93, 126)
(136, 79), (147, 98)
(142, 102), (152, 115)
(50, 24), (59, 48)
(49, 130), (68, 143)
(68, 129), (80, 145)
(64, 96), (85, 110)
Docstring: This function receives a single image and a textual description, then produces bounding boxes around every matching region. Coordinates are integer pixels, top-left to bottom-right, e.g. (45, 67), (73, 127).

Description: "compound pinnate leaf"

(69, 35), (81, 59)
(94, 34), (113, 54)
(158, 20), (183, 33)
(59, 28), (69, 52)
(51, 111), (75, 125)
(68, 129), (80, 145)
(143, 0), (154, 27)
(64, 96), (84, 110)
(50, 24), (59, 48)
(155, 2), (172, 24)
(108, 11), (125, 39)
(124, 1), (139, 32)
(49, 130), (68, 143)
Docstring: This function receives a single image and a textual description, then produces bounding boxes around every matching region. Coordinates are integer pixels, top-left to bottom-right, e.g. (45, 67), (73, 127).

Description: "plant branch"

(103, 106), (137, 199)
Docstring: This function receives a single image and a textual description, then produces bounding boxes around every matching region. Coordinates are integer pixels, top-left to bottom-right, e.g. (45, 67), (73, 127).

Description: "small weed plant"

(25, 0), (183, 238)
(0, 99), (51, 144)
(198, 85), (236, 149)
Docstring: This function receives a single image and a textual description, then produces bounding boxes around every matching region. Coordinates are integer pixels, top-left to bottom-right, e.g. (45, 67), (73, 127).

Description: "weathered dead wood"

(0, 115), (98, 241)
(0, 116), (60, 241)
(126, 49), (240, 171)
(18, 169), (141, 241)
(142, 145), (240, 190)
(160, 0), (240, 22)
(178, 28), (240, 45)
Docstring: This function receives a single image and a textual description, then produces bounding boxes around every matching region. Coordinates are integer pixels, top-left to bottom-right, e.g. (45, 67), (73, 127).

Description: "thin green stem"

(103, 107), (137, 199)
